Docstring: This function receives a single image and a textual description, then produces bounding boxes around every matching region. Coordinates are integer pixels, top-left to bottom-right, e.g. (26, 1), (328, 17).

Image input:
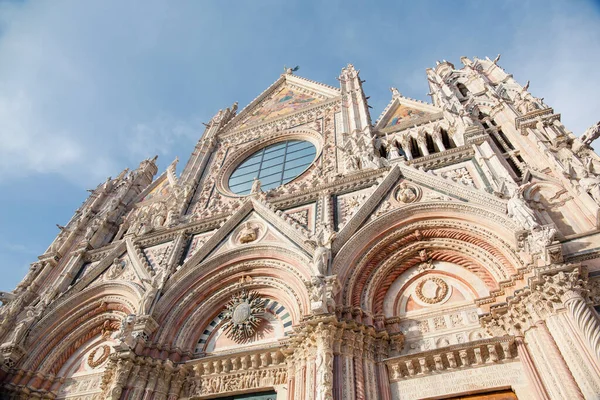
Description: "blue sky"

(1, 0), (599, 292)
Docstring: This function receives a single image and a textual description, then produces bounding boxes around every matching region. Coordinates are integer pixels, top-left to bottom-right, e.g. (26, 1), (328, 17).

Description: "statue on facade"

(238, 222), (258, 244)
(250, 177), (262, 194)
(580, 121), (600, 147)
(307, 226), (336, 276)
(579, 171), (600, 205)
(115, 314), (137, 348)
(506, 185), (540, 230)
(13, 263), (41, 294)
(139, 271), (165, 315)
(84, 218), (101, 241)
(11, 307), (42, 345)
(284, 65), (300, 75)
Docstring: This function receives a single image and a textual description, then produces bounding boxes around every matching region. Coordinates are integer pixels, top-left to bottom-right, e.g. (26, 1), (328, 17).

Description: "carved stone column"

(130, 361), (150, 400)
(353, 331), (366, 400)
(104, 357), (134, 400)
(514, 336), (550, 400)
(375, 339), (392, 400)
(339, 329), (356, 400)
(542, 269), (600, 363)
(362, 335), (377, 400)
(564, 292), (600, 361)
(166, 368), (186, 400)
(525, 321), (584, 399)
(546, 312), (600, 398)
(315, 323), (335, 400)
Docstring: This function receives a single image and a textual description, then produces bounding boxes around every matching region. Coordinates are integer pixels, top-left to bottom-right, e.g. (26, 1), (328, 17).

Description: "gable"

(375, 95), (443, 133)
(385, 103), (430, 128)
(142, 177), (171, 201)
(222, 74), (340, 134)
(237, 83), (323, 129)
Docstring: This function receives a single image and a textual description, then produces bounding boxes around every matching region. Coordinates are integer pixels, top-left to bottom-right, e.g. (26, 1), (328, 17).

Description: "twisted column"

(564, 292), (600, 362)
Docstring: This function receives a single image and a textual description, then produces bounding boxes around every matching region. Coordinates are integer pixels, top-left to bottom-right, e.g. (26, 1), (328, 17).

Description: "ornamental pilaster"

(103, 355), (134, 400)
(315, 322), (335, 400)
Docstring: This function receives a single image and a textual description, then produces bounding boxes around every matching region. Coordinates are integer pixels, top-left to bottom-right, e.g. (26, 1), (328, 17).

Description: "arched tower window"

(457, 82), (469, 98)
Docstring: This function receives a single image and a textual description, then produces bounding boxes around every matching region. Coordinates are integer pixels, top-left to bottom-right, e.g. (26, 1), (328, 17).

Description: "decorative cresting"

(215, 129), (324, 196)
(222, 289), (268, 343)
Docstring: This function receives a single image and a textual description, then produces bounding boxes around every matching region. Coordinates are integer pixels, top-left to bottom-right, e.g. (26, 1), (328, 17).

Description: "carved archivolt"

(154, 256), (311, 349)
(336, 218), (521, 316)
(333, 202), (522, 278)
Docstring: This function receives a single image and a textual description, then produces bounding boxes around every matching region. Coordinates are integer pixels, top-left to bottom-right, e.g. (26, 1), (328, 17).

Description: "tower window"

(457, 83), (469, 98)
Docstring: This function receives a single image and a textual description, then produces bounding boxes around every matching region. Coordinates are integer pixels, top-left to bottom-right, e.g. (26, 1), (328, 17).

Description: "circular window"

(228, 140), (317, 195)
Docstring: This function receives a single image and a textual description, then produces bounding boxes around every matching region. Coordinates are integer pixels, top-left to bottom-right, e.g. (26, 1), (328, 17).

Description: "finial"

(284, 65), (300, 75)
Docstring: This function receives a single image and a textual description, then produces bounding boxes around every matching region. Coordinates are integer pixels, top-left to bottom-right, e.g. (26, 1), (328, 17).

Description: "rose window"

(228, 140), (316, 195)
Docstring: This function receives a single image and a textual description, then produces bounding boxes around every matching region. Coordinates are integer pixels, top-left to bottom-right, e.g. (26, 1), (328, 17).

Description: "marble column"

(525, 321), (583, 399)
(564, 291), (600, 363)
(315, 323), (334, 400)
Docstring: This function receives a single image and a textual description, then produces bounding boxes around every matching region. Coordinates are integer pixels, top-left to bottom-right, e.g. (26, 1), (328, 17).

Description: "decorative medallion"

(87, 345), (110, 368)
(415, 277), (449, 305)
(394, 182), (421, 204)
(222, 290), (267, 343)
(232, 221), (266, 246)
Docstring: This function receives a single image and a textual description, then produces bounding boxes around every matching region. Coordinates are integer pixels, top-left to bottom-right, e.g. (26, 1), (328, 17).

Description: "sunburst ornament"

(222, 290), (267, 343)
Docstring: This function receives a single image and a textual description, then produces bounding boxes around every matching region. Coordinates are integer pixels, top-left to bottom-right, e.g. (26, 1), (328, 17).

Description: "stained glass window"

(228, 140), (316, 195)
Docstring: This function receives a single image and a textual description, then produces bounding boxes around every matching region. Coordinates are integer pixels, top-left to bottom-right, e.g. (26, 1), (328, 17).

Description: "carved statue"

(387, 142), (401, 160)
(85, 218), (101, 241)
(396, 182), (417, 203)
(238, 222), (258, 244)
(11, 307), (41, 345)
(139, 272), (165, 315)
(506, 185), (540, 230)
(250, 177), (262, 194)
(390, 87), (401, 97)
(580, 121), (600, 146)
(284, 65), (300, 75)
(308, 226), (336, 276)
(14, 263), (41, 294)
(116, 314), (137, 346)
(105, 258), (126, 280)
(527, 225), (557, 254)
(579, 171), (600, 205)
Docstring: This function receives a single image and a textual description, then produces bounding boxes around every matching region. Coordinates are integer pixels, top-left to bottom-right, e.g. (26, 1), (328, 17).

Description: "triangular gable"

(208, 211), (307, 260)
(222, 73), (340, 133)
(375, 93), (442, 133)
(332, 165), (511, 253)
(174, 197), (314, 276)
(132, 173), (172, 204)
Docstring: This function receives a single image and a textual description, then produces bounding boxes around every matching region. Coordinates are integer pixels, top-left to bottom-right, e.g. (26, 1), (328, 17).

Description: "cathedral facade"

(2, 56), (600, 400)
